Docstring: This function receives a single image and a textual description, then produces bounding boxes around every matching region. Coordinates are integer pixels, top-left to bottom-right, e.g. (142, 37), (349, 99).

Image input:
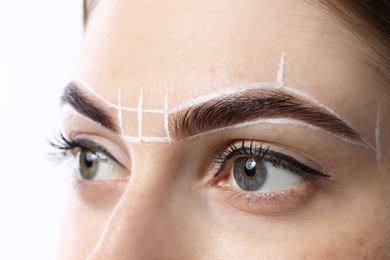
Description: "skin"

(59, 0), (390, 259)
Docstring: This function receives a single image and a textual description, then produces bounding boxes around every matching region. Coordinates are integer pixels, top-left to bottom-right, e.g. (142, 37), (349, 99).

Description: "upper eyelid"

(71, 138), (124, 168)
(212, 141), (329, 178)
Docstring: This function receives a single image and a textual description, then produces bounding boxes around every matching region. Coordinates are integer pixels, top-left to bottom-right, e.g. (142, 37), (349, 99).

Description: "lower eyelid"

(210, 182), (317, 215)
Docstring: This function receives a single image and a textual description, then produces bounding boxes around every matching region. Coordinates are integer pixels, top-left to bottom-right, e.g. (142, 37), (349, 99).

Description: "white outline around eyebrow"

(72, 53), (374, 150)
(179, 118), (373, 149)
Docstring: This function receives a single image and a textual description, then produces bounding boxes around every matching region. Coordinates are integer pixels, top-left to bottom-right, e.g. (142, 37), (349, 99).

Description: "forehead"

(77, 0), (374, 116)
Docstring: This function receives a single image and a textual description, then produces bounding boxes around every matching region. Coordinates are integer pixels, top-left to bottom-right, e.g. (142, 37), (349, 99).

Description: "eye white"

(231, 159), (303, 192)
(259, 161), (302, 192)
(76, 150), (122, 181)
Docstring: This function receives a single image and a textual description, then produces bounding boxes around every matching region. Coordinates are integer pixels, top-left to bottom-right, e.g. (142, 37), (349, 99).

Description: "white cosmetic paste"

(276, 52), (285, 86)
(73, 53), (375, 151)
(179, 118), (372, 149)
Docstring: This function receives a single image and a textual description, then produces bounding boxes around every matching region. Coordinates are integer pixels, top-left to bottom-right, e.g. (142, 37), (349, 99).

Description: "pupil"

(233, 157), (267, 191)
(245, 158), (257, 177)
(85, 152), (95, 168)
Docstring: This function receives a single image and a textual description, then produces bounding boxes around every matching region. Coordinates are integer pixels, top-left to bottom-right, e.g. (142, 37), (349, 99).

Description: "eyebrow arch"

(61, 82), (119, 133)
(172, 89), (367, 145)
(62, 80), (371, 149)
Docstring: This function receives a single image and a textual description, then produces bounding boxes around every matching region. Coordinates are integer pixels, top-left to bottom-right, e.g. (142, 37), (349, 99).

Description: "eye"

(213, 141), (329, 194)
(77, 149), (121, 181)
(232, 157), (302, 192)
(49, 134), (127, 182)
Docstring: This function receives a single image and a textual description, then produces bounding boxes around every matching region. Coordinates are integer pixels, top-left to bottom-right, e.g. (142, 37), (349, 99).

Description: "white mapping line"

(282, 83), (375, 150)
(169, 81), (373, 148)
(138, 88), (143, 140)
(276, 52), (285, 86)
(75, 76), (374, 149)
(169, 81), (277, 113)
(121, 107), (165, 114)
(76, 76), (165, 114)
(375, 102), (382, 163)
(76, 76), (114, 107)
(121, 135), (172, 143)
(164, 93), (171, 144)
(117, 88), (124, 135)
(78, 75), (367, 146)
(178, 118), (375, 150)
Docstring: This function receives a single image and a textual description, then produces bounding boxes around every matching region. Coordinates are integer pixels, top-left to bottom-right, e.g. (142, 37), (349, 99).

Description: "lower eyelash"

(227, 189), (295, 204)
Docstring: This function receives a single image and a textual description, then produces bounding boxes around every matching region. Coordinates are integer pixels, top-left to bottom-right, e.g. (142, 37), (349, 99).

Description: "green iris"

(233, 157), (267, 191)
(79, 150), (99, 180)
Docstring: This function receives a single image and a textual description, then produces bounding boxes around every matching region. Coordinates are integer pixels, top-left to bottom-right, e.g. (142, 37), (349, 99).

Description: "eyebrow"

(61, 82), (119, 133)
(83, 0), (100, 25)
(172, 89), (364, 143)
(61, 82), (365, 145)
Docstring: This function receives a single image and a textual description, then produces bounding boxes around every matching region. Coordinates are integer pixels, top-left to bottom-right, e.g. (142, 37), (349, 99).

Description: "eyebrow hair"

(61, 82), (119, 132)
(62, 82), (366, 146)
(172, 89), (364, 143)
(83, 0), (100, 26)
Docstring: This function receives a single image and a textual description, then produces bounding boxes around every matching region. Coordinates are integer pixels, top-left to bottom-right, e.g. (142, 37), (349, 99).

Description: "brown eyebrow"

(62, 82), (365, 145)
(61, 82), (119, 133)
(172, 89), (364, 143)
(83, 0), (100, 26)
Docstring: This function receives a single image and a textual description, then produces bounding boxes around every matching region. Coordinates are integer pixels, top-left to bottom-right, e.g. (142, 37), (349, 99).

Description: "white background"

(0, 1), (83, 259)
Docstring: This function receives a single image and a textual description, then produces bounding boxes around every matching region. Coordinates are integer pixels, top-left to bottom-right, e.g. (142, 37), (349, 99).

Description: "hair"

(82, 0), (390, 83)
(318, 0), (390, 84)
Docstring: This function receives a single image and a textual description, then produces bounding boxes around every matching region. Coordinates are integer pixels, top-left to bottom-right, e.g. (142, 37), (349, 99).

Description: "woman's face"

(59, 0), (390, 258)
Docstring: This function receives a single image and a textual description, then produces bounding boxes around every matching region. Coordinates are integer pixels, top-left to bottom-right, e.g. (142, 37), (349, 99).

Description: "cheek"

(297, 221), (390, 259)
(297, 195), (390, 258)
(57, 197), (111, 260)
(205, 187), (390, 259)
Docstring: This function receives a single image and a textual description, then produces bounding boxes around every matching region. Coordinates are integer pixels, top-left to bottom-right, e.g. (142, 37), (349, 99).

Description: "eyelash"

(49, 133), (119, 166)
(212, 140), (330, 183)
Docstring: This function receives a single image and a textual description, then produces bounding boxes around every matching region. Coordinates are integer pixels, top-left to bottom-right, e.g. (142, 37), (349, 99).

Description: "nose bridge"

(87, 146), (191, 259)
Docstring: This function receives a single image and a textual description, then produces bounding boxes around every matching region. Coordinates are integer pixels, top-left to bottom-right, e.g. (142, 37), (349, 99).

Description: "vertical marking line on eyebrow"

(138, 88), (143, 142)
(164, 93), (172, 144)
(375, 101), (382, 163)
(117, 88), (124, 135)
(76, 76), (164, 113)
(276, 52), (285, 86)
